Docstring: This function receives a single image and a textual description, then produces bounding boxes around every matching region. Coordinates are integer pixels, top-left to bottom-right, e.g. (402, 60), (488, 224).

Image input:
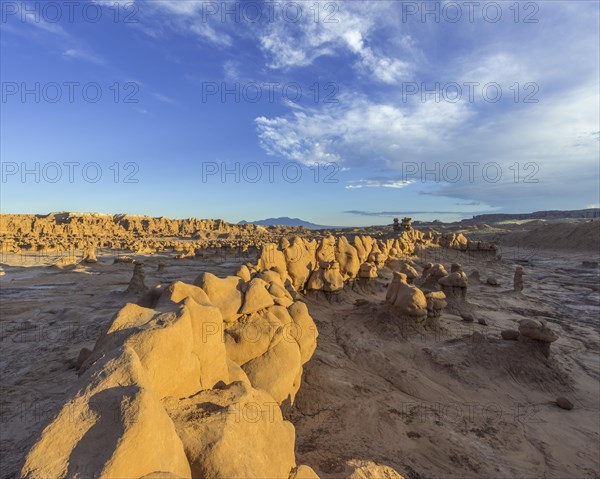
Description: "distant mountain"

(238, 217), (331, 229)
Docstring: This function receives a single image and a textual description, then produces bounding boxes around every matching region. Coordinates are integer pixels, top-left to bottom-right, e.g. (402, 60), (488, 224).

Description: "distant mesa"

(238, 217), (331, 229)
(465, 208), (599, 223)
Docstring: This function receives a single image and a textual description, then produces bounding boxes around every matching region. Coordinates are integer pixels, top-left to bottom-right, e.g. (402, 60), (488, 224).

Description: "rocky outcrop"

(386, 273), (428, 321)
(438, 269), (471, 315)
(126, 263), (147, 294)
(21, 264), (320, 479)
(518, 319), (559, 357)
(514, 266), (525, 293)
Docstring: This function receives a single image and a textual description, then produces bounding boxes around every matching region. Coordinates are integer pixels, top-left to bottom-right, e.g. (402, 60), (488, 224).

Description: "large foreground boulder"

(83, 299), (229, 398)
(194, 272), (243, 322)
(165, 381), (296, 479)
(242, 326), (303, 404)
(21, 347), (191, 479)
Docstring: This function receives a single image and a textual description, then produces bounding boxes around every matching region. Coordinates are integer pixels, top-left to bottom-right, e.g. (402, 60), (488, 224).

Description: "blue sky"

(1, 0), (599, 226)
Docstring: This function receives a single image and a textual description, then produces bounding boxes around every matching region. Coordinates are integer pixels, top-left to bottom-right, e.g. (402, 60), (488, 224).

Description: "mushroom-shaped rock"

(395, 262), (418, 284)
(420, 263), (448, 291)
(518, 319), (559, 343)
(358, 262), (378, 279)
(518, 319), (559, 357)
(386, 273), (428, 320)
(438, 271), (469, 314)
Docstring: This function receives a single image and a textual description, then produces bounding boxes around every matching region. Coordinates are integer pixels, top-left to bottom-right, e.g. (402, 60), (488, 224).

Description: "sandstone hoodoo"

(518, 318), (560, 357)
(126, 262), (147, 294)
(21, 257), (320, 478)
(514, 266), (525, 293)
(386, 272), (428, 321)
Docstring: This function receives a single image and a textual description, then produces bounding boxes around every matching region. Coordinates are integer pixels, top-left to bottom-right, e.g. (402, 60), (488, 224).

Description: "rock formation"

(438, 269), (470, 314)
(126, 263), (147, 294)
(21, 261), (320, 479)
(518, 318), (559, 357)
(386, 273), (428, 321)
(419, 263), (448, 291)
(424, 291), (447, 329)
(82, 243), (97, 263)
(514, 266), (525, 292)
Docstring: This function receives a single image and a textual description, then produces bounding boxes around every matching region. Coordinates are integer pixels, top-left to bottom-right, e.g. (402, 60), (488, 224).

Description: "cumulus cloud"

(257, 2), (413, 82)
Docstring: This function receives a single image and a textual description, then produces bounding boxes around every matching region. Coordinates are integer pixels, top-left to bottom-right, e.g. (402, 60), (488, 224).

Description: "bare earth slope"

(292, 247), (599, 478)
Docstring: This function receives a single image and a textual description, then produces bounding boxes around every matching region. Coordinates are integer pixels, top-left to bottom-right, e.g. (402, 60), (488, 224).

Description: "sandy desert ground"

(0, 215), (598, 479)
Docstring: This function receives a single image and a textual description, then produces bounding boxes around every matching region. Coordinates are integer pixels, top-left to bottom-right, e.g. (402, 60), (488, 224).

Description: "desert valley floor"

(0, 216), (599, 479)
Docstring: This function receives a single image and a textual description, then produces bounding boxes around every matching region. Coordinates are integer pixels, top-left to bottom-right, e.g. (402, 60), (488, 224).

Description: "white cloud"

(152, 93), (176, 105)
(255, 93), (473, 166)
(256, 2), (412, 82)
(62, 48), (104, 65)
(134, 0), (232, 46)
(346, 179), (415, 189)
